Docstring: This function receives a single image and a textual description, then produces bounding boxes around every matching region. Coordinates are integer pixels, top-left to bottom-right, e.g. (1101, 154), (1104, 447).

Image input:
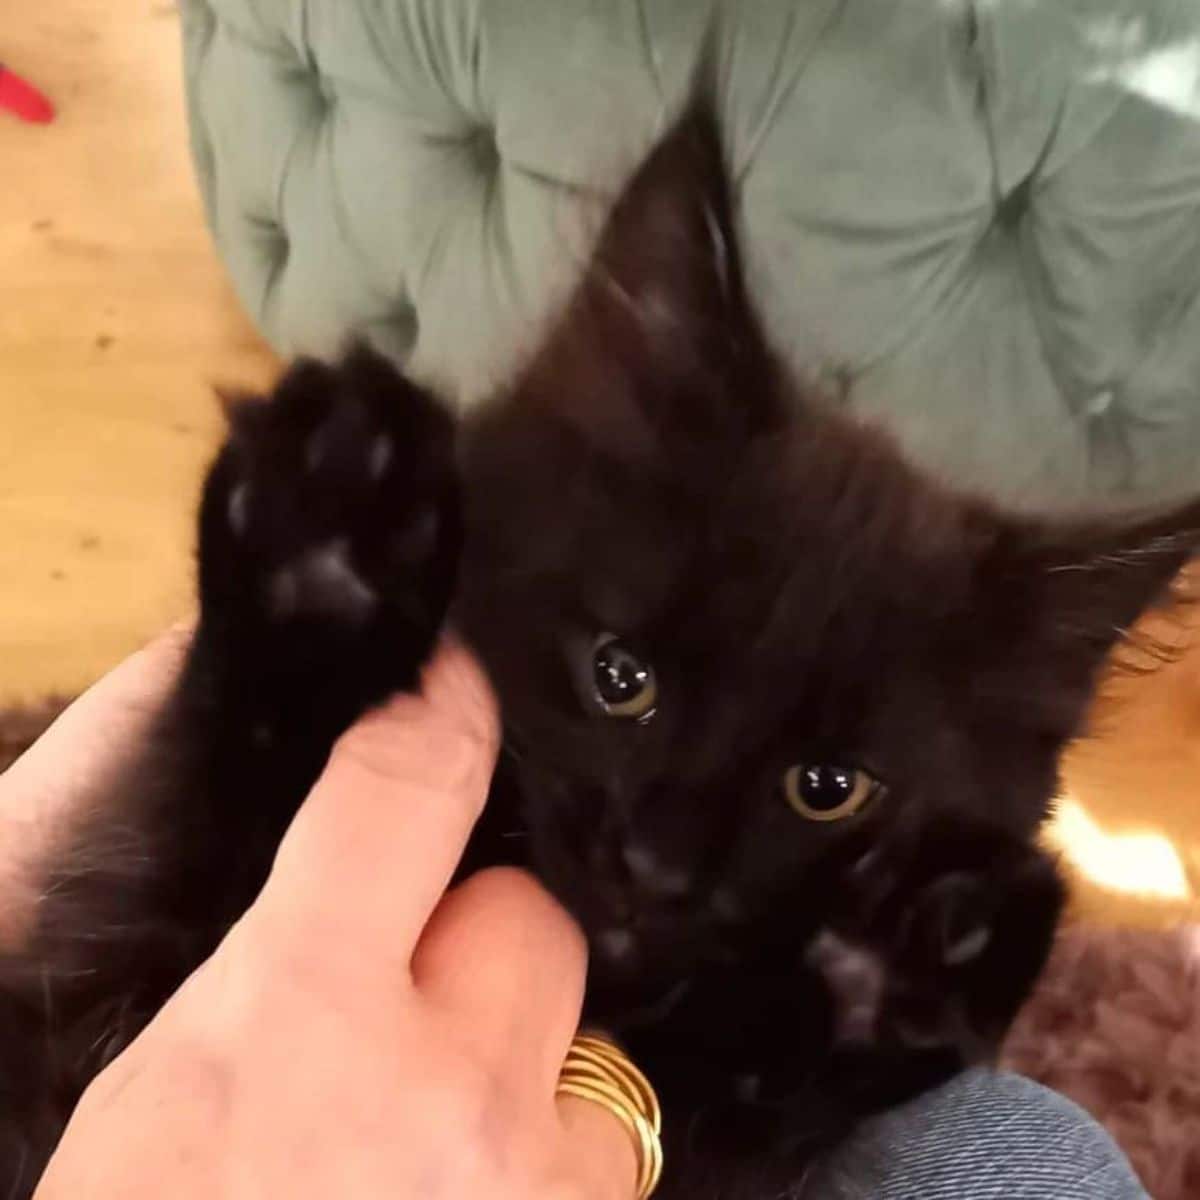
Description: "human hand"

(0, 625), (191, 949)
(31, 640), (636, 1200)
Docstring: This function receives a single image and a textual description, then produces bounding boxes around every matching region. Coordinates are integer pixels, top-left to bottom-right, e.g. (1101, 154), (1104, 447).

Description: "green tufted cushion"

(181, 0), (1200, 512)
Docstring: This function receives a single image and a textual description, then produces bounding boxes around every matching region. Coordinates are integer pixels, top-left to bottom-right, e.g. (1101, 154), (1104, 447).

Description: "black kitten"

(2, 109), (1197, 1199)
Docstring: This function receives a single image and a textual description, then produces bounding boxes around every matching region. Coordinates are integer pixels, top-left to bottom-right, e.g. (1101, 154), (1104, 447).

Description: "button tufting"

(995, 177), (1033, 232)
(314, 71), (336, 110)
(192, 0), (217, 42)
(250, 216), (290, 270)
(464, 125), (501, 174)
(814, 362), (852, 402)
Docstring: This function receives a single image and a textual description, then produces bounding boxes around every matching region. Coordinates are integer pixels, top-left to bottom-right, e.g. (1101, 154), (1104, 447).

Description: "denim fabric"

(805, 1069), (1148, 1200)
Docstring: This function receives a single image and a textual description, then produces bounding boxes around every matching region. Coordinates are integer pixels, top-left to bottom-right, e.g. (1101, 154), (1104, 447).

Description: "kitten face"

(452, 110), (1194, 1120)
(457, 402), (1056, 1007)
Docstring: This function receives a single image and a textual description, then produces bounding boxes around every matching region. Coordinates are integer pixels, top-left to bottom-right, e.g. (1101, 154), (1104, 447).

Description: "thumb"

(248, 640), (501, 975)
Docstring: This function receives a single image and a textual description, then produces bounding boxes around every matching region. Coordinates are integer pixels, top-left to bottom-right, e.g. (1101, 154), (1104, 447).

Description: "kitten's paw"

(197, 345), (458, 702)
(811, 825), (1064, 1058)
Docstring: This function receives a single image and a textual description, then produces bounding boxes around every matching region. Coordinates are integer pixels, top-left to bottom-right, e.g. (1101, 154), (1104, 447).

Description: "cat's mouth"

(587, 970), (694, 1030)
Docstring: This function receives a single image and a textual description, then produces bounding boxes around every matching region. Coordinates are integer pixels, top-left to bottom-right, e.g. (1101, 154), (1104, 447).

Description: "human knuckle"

(84, 1020), (229, 1119)
(435, 1054), (528, 1164)
(473, 868), (586, 958)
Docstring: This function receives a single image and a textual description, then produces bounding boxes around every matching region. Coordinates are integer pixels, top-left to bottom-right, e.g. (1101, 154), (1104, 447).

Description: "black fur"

(2, 110), (1197, 1199)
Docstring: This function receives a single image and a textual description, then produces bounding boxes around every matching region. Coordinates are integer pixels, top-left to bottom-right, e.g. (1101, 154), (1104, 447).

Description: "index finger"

(249, 640), (500, 972)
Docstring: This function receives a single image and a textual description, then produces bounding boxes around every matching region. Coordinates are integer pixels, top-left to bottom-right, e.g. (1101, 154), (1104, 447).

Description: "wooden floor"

(0, 1), (276, 705)
(1, 1), (1197, 926)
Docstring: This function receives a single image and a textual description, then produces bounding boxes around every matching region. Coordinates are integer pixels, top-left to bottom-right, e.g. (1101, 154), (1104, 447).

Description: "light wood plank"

(0, 0), (276, 704)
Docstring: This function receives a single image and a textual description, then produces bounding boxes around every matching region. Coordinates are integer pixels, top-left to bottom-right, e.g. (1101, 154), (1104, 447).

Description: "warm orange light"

(1048, 798), (1194, 902)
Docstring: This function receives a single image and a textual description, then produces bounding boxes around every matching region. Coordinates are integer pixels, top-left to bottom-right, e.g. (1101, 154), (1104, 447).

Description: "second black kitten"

(4, 107), (1198, 1200)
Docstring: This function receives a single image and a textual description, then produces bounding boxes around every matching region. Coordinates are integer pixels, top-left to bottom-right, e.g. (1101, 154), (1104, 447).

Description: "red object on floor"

(0, 65), (55, 124)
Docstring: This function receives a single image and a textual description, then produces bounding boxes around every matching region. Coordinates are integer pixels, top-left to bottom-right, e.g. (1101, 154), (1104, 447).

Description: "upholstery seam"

(326, 123), (401, 311)
(503, 159), (607, 200)
(634, 0), (665, 106)
(734, 0), (846, 185)
(298, 0), (313, 72)
(208, 7), (299, 66)
(1121, 267), (1200, 399)
(971, 3), (1078, 426)
(408, 0), (474, 125)
(270, 104), (311, 231)
(467, 0), (487, 123)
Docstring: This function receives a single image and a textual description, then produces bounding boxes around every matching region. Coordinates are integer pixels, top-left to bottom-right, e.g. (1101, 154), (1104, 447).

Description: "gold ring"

(556, 1030), (663, 1200)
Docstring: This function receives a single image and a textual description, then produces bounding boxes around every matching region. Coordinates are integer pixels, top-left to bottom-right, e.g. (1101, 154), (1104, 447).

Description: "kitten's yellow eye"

(591, 635), (657, 721)
(782, 765), (881, 821)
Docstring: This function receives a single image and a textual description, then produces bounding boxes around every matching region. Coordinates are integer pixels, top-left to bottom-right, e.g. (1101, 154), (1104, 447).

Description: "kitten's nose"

(597, 927), (638, 964)
(621, 843), (692, 899)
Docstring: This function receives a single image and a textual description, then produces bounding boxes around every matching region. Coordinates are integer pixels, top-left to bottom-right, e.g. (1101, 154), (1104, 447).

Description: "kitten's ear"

(587, 105), (743, 356)
(214, 385), (266, 427)
(526, 105), (778, 447)
(982, 499), (1200, 728)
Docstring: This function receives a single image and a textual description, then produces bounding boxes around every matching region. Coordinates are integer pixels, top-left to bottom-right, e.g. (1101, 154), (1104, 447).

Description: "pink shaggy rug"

(1002, 923), (1200, 1200)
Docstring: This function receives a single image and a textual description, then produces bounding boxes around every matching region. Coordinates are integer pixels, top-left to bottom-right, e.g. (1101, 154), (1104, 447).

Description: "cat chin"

(595, 926), (638, 964)
(580, 918), (713, 1028)
(805, 930), (887, 1045)
(588, 975), (696, 1032)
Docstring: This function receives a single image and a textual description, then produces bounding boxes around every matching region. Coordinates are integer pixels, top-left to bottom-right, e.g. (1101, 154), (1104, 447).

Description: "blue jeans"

(806, 1070), (1148, 1199)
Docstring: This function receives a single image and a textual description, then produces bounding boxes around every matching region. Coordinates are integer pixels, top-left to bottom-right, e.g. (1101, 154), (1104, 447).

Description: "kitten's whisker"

(4, 1140), (28, 1200)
